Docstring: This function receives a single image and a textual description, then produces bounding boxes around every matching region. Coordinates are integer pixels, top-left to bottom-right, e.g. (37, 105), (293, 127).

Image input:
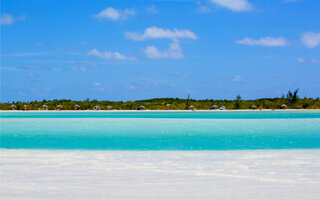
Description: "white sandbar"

(1, 149), (320, 200)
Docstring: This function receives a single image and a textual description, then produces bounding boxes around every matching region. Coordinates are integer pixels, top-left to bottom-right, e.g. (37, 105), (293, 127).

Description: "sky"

(1, 0), (320, 102)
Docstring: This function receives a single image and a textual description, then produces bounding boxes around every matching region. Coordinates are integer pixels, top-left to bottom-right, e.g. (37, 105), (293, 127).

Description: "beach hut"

(166, 104), (171, 110)
(281, 104), (288, 109)
(251, 105), (257, 110)
(10, 105), (16, 110)
(107, 106), (113, 110)
(219, 105), (226, 110)
(74, 105), (80, 110)
(42, 105), (48, 111)
(93, 105), (100, 110)
(137, 106), (145, 110)
(188, 105), (195, 110)
(23, 105), (28, 111)
(210, 105), (218, 110)
(57, 105), (63, 111)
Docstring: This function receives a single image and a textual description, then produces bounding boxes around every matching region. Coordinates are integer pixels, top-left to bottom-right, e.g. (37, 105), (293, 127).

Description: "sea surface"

(1, 111), (320, 150)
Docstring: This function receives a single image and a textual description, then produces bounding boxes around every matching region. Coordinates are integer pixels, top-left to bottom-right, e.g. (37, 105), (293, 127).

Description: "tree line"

(1, 90), (319, 110)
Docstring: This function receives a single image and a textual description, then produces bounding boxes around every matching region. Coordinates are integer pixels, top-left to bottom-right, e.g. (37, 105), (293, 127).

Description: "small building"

(107, 106), (113, 110)
(74, 105), (80, 110)
(57, 105), (63, 111)
(137, 106), (145, 110)
(210, 105), (218, 110)
(93, 105), (100, 110)
(10, 105), (16, 110)
(251, 105), (257, 110)
(42, 105), (48, 111)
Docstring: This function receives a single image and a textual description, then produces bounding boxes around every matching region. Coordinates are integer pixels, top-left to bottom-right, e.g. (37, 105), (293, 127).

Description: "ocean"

(1, 111), (320, 150)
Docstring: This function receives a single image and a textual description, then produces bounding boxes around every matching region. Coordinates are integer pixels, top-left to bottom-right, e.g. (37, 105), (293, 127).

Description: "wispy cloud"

(197, 3), (212, 13)
(0, 13), (25, 25)
(72, 66), (87, 72)
(297, 57), (305, 63)
(236, 37), (288, 47)
(301, 32), (320, 48)
(144, 40), (184, 59)
(0, 52), (47, 57)
(146, 5), (159, 14)
(87, 48), (135, 60)
(296, 58), (320, 64)
(311, 59), (320, 63)
(233, 75), (244, 82)
(0, 13), (13, 25)
(210, 0), (253, 12)
(125, 26), (198, 41)
(93, 7), (135, 21)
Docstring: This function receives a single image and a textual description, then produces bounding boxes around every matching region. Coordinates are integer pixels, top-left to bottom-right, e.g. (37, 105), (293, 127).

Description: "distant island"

(1, 90), (320, 110)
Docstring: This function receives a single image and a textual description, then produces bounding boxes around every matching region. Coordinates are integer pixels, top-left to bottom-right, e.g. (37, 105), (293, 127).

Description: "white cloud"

(87, 48), (135, 60)
(301, 32), (320, 48)
(210, 0), (253, 12)
(236, 37), (288, 47)
(233, 75), (244, 82)
(144, 40), (184, 59)
(297, 57), (305, 63)
(93, 7), (135, 21)
(0, 13), (25, 25)
(197, 4), (212, 13)
(72, 66), (87, 72)
(146, 5), (159, 14)
(311, 59), (320, 63)
(125, 26), (198, 41)
(0, 13), (13, 25)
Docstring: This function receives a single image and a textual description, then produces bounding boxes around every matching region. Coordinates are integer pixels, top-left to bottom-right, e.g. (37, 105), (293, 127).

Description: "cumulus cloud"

(125, 26), (198, 41)
(297, 58), (305, 63)
(144, 40), (184, 59)
(210, 0), (253, 12)
(236, 37), (288, 47)
(301, 32), (320, 48)
(93, 7), (135, 21)
(87, 48), (135, 60)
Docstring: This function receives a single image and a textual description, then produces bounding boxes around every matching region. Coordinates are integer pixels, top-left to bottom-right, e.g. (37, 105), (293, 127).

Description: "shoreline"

(1, 109), (320, 112)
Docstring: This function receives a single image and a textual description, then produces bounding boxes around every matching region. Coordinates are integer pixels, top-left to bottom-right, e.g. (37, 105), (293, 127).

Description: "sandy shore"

(1, 149), (320, 200)
(1, 109), (320, 112)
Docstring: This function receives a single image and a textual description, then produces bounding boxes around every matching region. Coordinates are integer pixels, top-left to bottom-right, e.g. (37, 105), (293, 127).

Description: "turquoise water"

(1, 111), (320, 150)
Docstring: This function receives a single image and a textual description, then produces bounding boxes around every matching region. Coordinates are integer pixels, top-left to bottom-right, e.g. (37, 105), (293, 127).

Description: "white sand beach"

(1, 149), (320, 200)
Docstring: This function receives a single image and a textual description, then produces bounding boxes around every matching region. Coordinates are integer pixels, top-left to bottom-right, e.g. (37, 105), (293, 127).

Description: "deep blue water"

(1, 111), (320, 150)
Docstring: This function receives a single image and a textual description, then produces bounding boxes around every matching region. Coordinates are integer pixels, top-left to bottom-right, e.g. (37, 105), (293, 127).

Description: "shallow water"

(1, 111), (320, 150)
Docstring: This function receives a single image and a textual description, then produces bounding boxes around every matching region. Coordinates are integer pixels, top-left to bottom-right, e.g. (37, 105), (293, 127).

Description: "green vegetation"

(1, 90), (319, 110)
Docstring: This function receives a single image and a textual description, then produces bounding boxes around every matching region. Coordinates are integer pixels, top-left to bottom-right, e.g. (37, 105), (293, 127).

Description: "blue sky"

(1, 0), (319, 102)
